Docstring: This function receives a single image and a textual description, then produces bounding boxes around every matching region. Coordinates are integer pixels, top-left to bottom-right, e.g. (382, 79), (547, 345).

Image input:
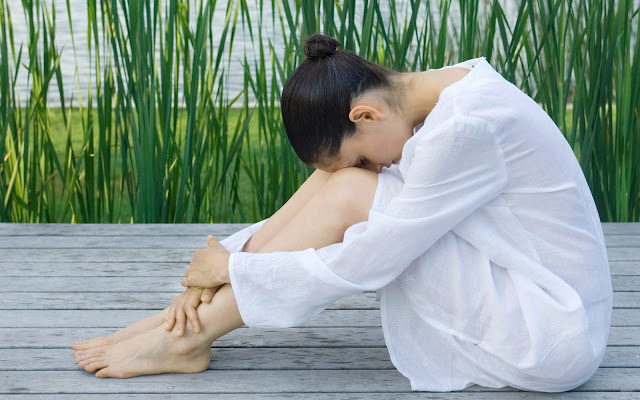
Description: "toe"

(75, 350), (88, 362)
(85, 359), (109, 372)
(77, 347), (106, 362)
(73, 337), (110, 350)
(95, 367), (110, 378)
(78, 356), (101, 367)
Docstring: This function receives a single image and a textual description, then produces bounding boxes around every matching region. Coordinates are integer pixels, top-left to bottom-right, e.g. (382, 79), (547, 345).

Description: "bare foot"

(72, 307), (169, 351)
(75, 322), (212, 378)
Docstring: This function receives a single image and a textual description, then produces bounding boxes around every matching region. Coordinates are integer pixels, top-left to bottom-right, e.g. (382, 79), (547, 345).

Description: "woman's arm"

(228, 115), (508, 328)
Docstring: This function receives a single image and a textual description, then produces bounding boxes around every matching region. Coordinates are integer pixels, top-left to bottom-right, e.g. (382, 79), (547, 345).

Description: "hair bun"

(304, 34), (339, 60)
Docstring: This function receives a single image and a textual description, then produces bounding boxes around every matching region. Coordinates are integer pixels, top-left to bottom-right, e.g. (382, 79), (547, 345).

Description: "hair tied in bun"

(304, 33), (339, 60)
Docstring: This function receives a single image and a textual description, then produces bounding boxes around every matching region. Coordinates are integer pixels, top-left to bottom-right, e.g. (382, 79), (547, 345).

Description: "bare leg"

(75, 167), (378, 378)
(73, 169), (332, 351)
(241, 168), (333, 251)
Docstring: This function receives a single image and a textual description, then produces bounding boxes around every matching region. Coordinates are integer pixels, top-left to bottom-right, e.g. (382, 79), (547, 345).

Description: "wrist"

(222, 253), (231, 284)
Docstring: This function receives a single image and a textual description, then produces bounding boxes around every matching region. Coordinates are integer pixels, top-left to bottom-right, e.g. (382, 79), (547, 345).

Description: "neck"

(393, 69), (460, 127)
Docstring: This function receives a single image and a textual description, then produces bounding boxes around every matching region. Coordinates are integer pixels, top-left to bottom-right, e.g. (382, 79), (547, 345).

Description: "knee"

(318, 167), (378, 222)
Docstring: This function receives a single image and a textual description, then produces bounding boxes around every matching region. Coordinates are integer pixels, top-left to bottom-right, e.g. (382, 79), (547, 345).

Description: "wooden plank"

(1, 222), (637, 236)
(0, 262), (187, 277)
(0, 326), (637, 348)
(2, 291), (639, 310)
(0, 292), (381, 310)
(1, 368), (639, 393)
(0, 236), (228, 249)
(2, 345), (638, 371)
(0, 347), (394, 371)
(0, 308), (639, 330)
(610, 261), (640, 275)
(3, 260), (638, 277)
(3, 309), (384, 328)
(606, 235), (640, 246)
(0, 223), (254, 236)
(1, 246), (639, 262)
(0, 369), (410, 393)
(2, 234), (638, 248)
(1, 395), (640, 400)
(1, 275), (638, 292)
(602, 223), (640, 235)
(0, 327), (385, 349)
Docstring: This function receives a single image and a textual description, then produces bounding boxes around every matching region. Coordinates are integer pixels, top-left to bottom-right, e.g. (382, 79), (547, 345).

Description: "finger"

(207, 235), (225, 250)
(201, 287), (218, 303)
(181, 277), (190, 287)
(186, 306), (201, 334)
(165, 305), (176, 331)
(176, 307), (187, 337)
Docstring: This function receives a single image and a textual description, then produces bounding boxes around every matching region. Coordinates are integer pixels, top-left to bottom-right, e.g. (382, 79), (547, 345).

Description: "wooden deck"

(0, 222), (639, 399)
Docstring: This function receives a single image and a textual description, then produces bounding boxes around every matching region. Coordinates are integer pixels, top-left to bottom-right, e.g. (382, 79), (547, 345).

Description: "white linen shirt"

(220, 58), (612, 392)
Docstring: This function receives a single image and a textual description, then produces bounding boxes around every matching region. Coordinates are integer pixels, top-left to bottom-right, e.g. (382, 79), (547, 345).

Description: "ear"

(348, 104), (385, 124)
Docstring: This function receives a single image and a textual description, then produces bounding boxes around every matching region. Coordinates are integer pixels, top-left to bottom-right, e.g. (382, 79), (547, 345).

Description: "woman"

(73, 33), (612, 392)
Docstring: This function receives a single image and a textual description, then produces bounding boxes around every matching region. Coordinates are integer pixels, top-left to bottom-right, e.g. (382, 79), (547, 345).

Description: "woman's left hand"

(181, 235), (231, 288)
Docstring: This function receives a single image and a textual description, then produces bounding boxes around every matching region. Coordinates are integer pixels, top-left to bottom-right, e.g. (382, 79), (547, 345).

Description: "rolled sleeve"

(229, 115), (508, 328)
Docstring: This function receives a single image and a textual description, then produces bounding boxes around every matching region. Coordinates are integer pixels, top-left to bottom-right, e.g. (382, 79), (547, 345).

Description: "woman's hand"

(181, 235), (231, 288)
(165, 286), (220, 335)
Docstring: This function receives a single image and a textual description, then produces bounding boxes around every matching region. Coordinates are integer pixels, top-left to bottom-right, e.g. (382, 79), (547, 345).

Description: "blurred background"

(0, 0), (638, 223)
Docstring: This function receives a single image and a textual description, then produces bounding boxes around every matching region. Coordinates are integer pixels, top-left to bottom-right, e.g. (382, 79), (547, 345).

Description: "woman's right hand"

(165, 286), (219, 336)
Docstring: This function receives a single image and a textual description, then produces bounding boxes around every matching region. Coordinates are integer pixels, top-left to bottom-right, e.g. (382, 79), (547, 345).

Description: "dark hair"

(281, 33), (397, 166)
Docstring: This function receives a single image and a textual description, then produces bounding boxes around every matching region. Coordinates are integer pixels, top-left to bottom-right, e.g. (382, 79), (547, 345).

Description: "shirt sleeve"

(229, 115), (509, 328)
(218, 219), (268, 253)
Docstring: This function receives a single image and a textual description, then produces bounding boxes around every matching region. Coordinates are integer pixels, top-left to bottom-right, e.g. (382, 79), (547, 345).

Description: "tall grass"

(0, 0), (638, 223)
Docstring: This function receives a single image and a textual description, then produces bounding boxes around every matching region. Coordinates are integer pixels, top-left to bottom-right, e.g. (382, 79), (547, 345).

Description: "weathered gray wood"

(1, 347), (394, 371)
(3, 345), (637, 371)
(3, 309), (382, 328)
(1, 395), (639, 400)
(1, 308), (639, 330)
(602, 223), (640, 235)
(1, 222), (638, 398)
(2, 246), (639, 262)
(3, 260), (637, 277)
(2, 221), (637, 236)
(2, 275), (638, 292)
(609, 261), (640, 275)
(0, 262), (187, 277)
(0, 292), (380, 310)
(606, 235), (640, 246)
(0, 223), (254, 236)
(3, 291), (639, 310)
(1, 368), (639, 393)
(0, 235), (230, 249)
(0, 327), (387, 349)
(0, 326), (637, 349)
(0, 369), (409, 393)
(2, 234), (638, 248)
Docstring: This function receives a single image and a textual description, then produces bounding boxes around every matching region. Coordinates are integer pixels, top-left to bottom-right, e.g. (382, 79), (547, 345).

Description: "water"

(7, 0), (284, 106)
(4, 1), (557, 107)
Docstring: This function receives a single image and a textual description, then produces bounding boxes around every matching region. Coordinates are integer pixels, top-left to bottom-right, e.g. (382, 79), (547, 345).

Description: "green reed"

(0, 0), (638, 222)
